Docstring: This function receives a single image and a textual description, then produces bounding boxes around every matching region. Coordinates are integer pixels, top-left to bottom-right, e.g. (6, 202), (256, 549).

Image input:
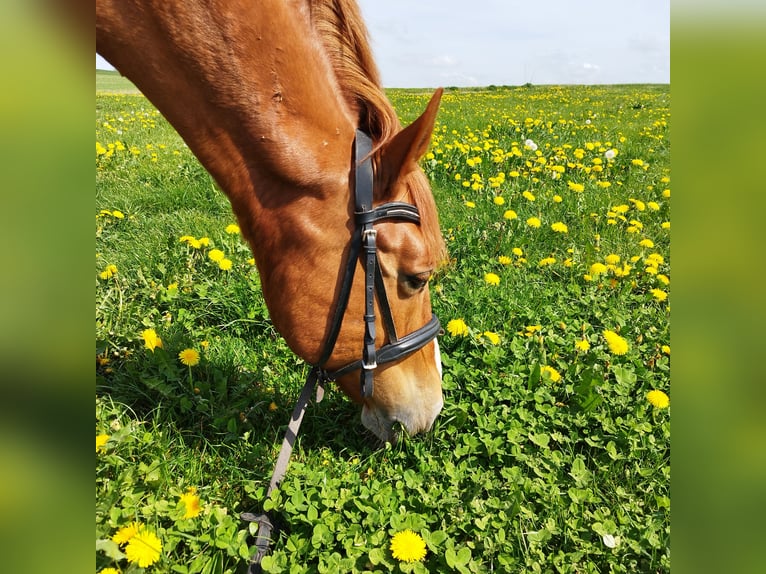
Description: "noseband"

(314, 130), (441, 398)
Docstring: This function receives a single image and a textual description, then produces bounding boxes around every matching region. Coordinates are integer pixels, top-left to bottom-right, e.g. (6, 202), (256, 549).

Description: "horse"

(96, 0), (446, 443)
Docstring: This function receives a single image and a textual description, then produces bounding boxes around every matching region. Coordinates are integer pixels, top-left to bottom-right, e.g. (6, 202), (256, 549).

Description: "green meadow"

(96, 82), (669, 573)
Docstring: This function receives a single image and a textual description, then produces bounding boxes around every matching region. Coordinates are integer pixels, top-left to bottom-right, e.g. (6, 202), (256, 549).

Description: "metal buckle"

(362, 228), (377, 242)
(362, 359), (378, 370)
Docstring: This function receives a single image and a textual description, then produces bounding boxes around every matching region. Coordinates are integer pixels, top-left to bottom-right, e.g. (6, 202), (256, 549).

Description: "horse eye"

(403, 272), (431, 291)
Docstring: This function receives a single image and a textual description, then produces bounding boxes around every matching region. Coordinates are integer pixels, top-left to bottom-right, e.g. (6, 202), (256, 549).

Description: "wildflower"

(524, 325), (542, 336)
(99, 264), (118, 280)
(662, 189), (671, 198)
(96, 142), (107, 155)
(188, 238), (202, 249)
(179, 348), (200, 366)
(482, 331), (501, 345)
(662, 345), (671, 355)
(589, 262), (607, 276)
(125, 529), (162, 568)
(247, 257), (256, 265)
(512, 247), (524, 257)
(524, 139), (538, 151)
(522, 190), (536, 201)
(647, 389), (670, 409)
(526, 217), (541, 228)
(538, 257), (556, 267)
(498, 255), (512, 265)
(142, 328), (162, 351)
(96, 434), (109, 453)
(112, 210), (125, 219)
(540, 365), (562, 382)
(567, 181), (585, 193)
(112, 522), (141, 545)
(218, 258), (233, 271)
(446, 318), (469, 337)
(493, 196), (505, 205)
(503, 209), (518, 220)
(99, 568), (120, 574)
(647, 201), (660, 211)
(180, 487), (202, 519)
(639, 239), (655, 248)
(269, 402), (278, 411)
(575, 340), (590, 352)
(484, 272), (500, 286)
(650, 288), (668, 302)
(390, 529), (427, 563)
(553, 194), (563, 203)
(661, 221), (670, 229)
(225, 223), (240, 234)
(551, 222), (568, 233)
(603, 330), (629, 355)
(631, 158), (645, 167)
(604, 149), (617, 159)
(605, 254), (620, 265)
(208, 249), (225, 262)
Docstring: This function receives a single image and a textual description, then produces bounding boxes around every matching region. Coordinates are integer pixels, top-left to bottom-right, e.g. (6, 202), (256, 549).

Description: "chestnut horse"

(96, 0), (446, 442)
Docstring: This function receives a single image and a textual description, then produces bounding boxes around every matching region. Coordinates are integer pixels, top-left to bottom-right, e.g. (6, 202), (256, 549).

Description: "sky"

(96, 0), (669, 88)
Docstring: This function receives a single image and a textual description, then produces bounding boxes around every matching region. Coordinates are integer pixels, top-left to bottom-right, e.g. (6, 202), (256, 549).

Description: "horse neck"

(96, 0), (358, 215)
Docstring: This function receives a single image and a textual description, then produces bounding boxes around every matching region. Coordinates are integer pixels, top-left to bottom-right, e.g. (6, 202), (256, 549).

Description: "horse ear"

(378, 87), (443, 189)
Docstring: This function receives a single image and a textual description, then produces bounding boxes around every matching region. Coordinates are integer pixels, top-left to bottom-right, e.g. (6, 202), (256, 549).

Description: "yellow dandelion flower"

(661, 345), (671, 355)
(390, 529), (427, 563)
(512, 247), (523, 257)
(112, 521), (141, 545)
(540, 365), (562, 382)
(218, 258), (233, 271)
(551, 221), (568, 233)
(522, 190), (536, 201)
(112, 210), (125, 219)
(180, 487), (202, 519)
(142, 328), (162, 351)
(198, 237), (210, 246)
(589, 262), (607, 276)
(639, 239), (655, 248)
(501, 209), (516, 221)
(99, 264), (118, 280)
(269, 401), (278, 411)
(647, 389), (670, 409)
(567, 181), (585, 193)
(482, 331), (501, 345)
(553, 194), (563, 203)
(125, 529), (162, 568)
(446, 318), (469, 337)
(604, 254), (620, 265)
(575, 339), (590, 352)
(662, 189), (671, 198)
(603, 330), (629, 355)
(464, 201), (476, 208)
(526, 217), (541, 228)
(650, 288), (668, 302)
(498, 255), (512, 265)
(96, 433), (109, 453)
(247, 257), (256, 265)
(178, 348), (200, 366)
(631, 158), (645, 167)
(188, 238), (202, 249)
(647, 201), (660, 211)
(99, 568), (120, 574)
(484, 272), (500, 286)
(96, 142), (107, 155)
(493, 196), (506, 205)
(225, 223), (240, 234)
(661, 221), (670, 229)
(538, 257), (556, 267)
(207, 249), (225, 262)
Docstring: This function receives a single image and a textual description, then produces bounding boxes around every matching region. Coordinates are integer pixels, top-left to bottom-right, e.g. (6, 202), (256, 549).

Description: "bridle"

(315, 129), (441, 398)
(243, 130), (442, 571)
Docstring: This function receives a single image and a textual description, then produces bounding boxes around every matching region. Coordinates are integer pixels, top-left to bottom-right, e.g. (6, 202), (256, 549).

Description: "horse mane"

(309, 0), (446, 265)
(309, 0), (400, 145)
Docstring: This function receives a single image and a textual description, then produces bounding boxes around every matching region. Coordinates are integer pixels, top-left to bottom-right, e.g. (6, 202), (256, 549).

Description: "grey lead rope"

(242, 367), (326, 572)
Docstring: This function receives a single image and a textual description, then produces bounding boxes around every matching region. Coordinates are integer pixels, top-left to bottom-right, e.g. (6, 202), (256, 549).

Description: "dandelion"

(662, 189), (671, 198)
(179, 348), (200, 366)
(639, 239), (655, 248)
(604, 254), (620, 265)
(112, 521), (141, 545)
(538, 257), (556, 267)
(218, 258), (233, 271)
(390, 529), (427, 563)
(603, 330), (629, 355)
(484, 272), (500, 286)
(180, 487), (202, 519)
(661, 345), (671, 355)
(553, 194), (563, 203)
(142, 328), (163, 351)
(512, 247), (524, 257)
(661, 221), (670, 229)
(269, 402), (278, 411)
(647, 389), (670, 409)
(464, 201), (476, 208)
(522, 190), (536, 201)
(540, 365), (562, 382)
(524, 139), (538, 151)
(567, 181), (585, 193)
(99, 264), (118, 280)
(503, 209), (518, 220)
(225, 223), (240, 234)
(526, 217), (541, 228)
(631, 158), (645, 167)
(446, 318), (469, 337)
(208, 249), (225, 262)
(125, 529), (162, 568)
(575, 339), (590, 352)
(589, 262), (607, 276)
(551, 222), (568, 233)
(482, 331), (501, 345)
(604, 149), (617, 160)
(99, 568), (120, 574)
(650, 288), (668, 302)
(498, 255), (512, 266)
(647, 201), (660, 211)
(112, 210), (125, 219)
(493, 196), (505, 205)
(96, 433), (109, 453)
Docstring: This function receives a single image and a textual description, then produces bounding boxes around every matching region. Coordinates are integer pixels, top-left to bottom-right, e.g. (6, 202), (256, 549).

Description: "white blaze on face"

(433, 338), (443, 380)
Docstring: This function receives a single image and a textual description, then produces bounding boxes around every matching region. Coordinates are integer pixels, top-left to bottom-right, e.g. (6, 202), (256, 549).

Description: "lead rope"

(241, 367), (326, 573)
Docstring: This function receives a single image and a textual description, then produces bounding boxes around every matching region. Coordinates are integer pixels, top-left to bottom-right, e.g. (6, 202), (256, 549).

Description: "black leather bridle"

(313, 129), (441, 398)
(244, 130), (441, 571)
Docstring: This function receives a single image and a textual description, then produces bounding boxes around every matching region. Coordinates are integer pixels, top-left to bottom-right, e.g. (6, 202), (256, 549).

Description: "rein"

(243, 130), (440, 570)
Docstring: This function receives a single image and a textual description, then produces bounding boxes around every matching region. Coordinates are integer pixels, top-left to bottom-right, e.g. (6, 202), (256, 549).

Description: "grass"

(97, 69), (141, 94)
(96, 84), (670, 573)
